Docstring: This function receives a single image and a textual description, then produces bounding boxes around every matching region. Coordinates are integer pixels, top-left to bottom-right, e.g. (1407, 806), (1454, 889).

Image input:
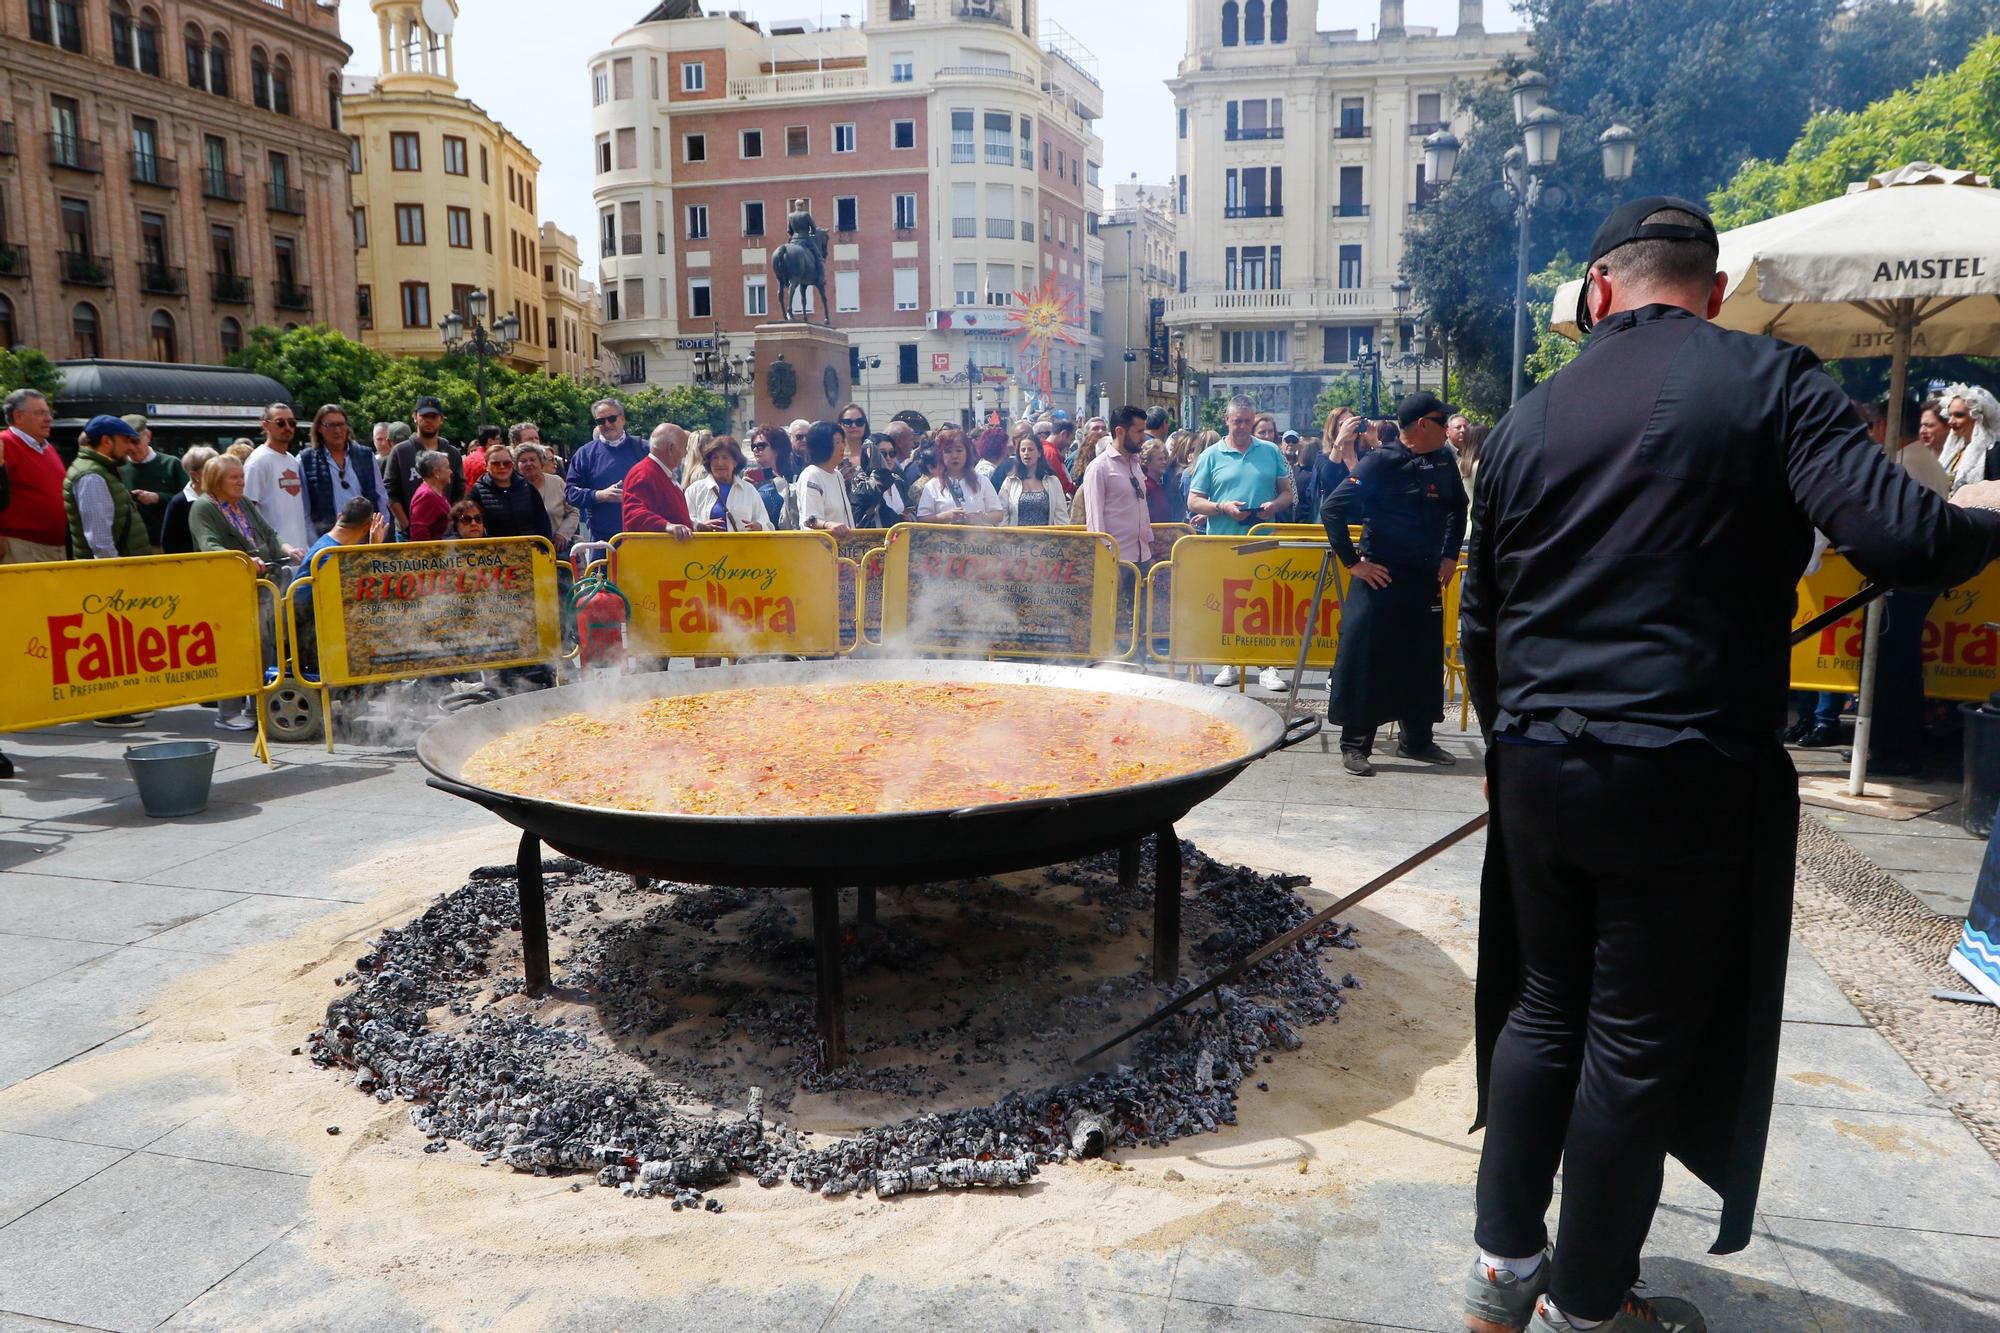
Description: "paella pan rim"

(416, 657), (1294, 829)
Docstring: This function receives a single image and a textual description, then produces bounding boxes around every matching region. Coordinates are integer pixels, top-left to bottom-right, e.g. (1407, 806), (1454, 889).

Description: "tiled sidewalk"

(0, 704), (1994, 1331)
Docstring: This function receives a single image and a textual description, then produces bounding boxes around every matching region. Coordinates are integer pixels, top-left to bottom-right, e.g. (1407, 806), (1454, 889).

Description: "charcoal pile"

(306, 841), (1359, 1209)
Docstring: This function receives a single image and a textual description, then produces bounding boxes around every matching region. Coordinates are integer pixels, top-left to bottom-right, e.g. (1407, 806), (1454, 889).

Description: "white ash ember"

(304, 841), (1359, 1210)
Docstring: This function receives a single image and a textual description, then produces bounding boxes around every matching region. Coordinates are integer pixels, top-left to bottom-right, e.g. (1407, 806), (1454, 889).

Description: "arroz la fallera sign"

(1790, 551), (2000, 701)
(1, 552), (265, 730)
(611, 530), (841, 658)
(1159, 535), (1343, 668)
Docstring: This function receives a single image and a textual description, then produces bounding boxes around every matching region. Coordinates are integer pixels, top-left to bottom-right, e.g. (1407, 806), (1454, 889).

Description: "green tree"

(645, 384), (731, 436)
(1310, 376), (1370, 427)
(1403, 0), (1898, 418)
(1523, 252), (1587, 385)
(0, 347), (63, 400)
(1711, 34), (2000, 228)
(1197, 395), (1229, 434)
(227, 324), (387, 424)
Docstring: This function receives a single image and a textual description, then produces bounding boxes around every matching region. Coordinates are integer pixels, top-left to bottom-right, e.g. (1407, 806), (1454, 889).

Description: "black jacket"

(1462, 304), (2000, 739)
(1321, 440), (1466, 570)
(471, 474), (553, 542)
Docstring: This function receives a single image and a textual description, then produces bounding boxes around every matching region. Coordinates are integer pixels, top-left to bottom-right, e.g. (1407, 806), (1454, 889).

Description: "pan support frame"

(509, 823), (1183, 1069)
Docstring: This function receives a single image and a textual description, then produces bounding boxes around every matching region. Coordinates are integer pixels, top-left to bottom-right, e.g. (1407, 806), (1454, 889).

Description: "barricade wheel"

(265, 685), (323, 743)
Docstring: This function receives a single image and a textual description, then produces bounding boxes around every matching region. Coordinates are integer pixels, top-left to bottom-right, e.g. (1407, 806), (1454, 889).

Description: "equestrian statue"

(771, 199), (832, 325)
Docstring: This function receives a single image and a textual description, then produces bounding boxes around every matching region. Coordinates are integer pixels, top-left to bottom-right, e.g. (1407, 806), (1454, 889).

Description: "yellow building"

(344, 0), (545, 372)
(539, 223), (597, 381)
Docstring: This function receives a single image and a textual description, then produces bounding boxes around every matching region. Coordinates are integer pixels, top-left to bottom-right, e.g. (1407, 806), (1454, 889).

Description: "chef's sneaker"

(1463, 1252), (1550, 1333)
(1528, 1292), (1706, 1333)
(1212, 665), (1239, 687)
(1397, 740), (1458, 765)
(1342, 751), (1375, 777)
(1257, 667), (1288, 691)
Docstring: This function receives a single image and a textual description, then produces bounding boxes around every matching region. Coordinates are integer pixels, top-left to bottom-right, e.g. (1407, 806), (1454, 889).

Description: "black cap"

(414, 395), (444, 415)
(1574, 195), (1719, 334)
(1395, 391), (1457, 429)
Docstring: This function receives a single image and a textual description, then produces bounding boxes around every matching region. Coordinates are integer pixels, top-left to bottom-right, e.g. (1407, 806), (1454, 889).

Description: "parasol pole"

(1846, 300), (1915, 796)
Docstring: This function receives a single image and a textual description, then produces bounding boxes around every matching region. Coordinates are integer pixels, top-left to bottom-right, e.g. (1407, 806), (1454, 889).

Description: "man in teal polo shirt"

(1189, 394), (1296, 687)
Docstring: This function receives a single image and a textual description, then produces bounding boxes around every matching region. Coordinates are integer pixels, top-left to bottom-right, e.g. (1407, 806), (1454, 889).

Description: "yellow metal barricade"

(878, 523), (1120, 661)
(610, 530), (842, 659)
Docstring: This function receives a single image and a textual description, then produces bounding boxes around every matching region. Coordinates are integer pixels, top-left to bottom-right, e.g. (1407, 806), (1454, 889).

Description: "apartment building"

(590, 0), (1105, 428)
(345, 0), (546, 372)
(540, 222), (601, 381)
(0, 0), (356, 364)
(1167, 0), (1521, 427)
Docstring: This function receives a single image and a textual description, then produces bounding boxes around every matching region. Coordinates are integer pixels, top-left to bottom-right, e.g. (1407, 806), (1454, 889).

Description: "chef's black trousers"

(1339, 722), (1433, 756)
(1871, 590), (1937, 769)
(1475, 739), (1753, 1320)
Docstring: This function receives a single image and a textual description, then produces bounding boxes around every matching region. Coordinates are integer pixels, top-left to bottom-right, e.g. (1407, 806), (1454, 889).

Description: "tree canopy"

(1401, 0), (1974, 417)
(1710, 34), (2000, 228)
(224, 324), (730, 444)
(0, 347), (63, 401)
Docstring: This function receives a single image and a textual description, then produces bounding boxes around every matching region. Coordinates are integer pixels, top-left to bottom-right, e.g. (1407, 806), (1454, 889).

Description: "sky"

(336, 1), (1520, 282)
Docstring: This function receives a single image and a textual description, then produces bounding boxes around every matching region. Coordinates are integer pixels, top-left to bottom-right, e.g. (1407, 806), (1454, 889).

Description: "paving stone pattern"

(0, 699), (1996, 1331)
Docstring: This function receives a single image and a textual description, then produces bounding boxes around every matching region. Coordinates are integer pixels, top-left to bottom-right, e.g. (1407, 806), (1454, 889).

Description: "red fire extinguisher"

(571, 574), (630, 671)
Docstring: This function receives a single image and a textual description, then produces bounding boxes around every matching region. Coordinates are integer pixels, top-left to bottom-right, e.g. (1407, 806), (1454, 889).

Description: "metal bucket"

(123, 741), (221, 819)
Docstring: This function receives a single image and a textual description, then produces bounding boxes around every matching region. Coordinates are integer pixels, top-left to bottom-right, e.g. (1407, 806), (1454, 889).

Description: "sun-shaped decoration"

(1007, 279), (1081, 407)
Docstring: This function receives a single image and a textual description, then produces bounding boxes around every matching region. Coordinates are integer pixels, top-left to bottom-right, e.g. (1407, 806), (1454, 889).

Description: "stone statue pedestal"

(750, 322), (851, 434)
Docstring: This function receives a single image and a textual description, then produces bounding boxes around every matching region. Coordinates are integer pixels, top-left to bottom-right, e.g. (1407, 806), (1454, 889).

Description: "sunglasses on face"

(595, 416), (621, 427)
(1423, 414), (1449, 427)
(489, 459), (514, 468)
(270, 419), (296, 428)
(841, 417), (866, 427)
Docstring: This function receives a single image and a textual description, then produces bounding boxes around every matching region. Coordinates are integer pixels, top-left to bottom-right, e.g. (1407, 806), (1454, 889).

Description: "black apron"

(1472, 736), (1798, 1255)
(1327, 565), (1444, 728)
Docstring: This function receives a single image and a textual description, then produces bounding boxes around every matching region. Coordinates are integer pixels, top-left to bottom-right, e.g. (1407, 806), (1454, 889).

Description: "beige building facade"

(345, 0), (546, 373)
(539, 222), (600, 380)
(1100, 181), (1177, 411)
(0, 0), (356, 364)
(1167, 0), (1521, 427)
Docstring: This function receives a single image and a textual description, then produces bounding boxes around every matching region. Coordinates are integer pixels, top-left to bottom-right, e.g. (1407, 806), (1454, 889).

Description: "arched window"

(1245, 0), (1265, 44)
(208, 32), (230, 98)
(0, 294), (16, 350)
(71, 302), (100, 359)
(283, 322), (299, 334)
(327, 72), (342, 129)
(251, 47), (270, 109)
(1270, 0), (1287, 42)
(150, 310), (177, 363)
(219, 316), (243, 358)
(272, 55), (293, 116)
(1221, 0), (1238, 46)
(183, 22), (205, 88)
(111, 1), (134, 69)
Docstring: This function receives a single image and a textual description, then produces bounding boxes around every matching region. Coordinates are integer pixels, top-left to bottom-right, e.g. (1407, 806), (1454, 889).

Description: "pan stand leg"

(1117, 840), (1141, 891)
(1153, 824), (1182, 985)
(516, 830), (550, 994)
(856, 885), (878, 926)
(811, 883), (847, 1069)
(633, 875), (652, 891)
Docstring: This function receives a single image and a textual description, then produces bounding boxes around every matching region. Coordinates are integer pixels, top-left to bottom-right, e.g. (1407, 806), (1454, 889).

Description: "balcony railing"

(936, 65), (1036, 86)
(129, 152), (177, 188)
(951, 218), (976, 238)
(1336, 124), (1371, 139)
(1224, 127), (1284, 141)
(138, 262), (184, 294)
(202, 168), (245, 202)
(723, 68), (868, 100)
(1224, 204), (1282, 219)
(210, 272), (252, 303)
(274, 281), (312, 310)
(0, 245), (27, 278)
(47, 133), (101, 172)
(600, 238), (616, 258)
(1020, 221), (1034, 242)
(985, 218), (1015, 238)
(1332, 202), (1371, 218)
(1164, 286), (1397, 319)
(59, 251), (112, 286)
(267, 182), (306, 215)
(0, 122), (15, 156)
(1409, 120), (1448, 137)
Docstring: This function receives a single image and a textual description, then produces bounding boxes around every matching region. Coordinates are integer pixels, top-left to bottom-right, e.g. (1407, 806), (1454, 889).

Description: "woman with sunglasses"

(470, 442), (553, 540)
(850, 432), (912, 528)
(836, 403), (870, 473)
(742, 425), (792, 527)
(915, 426), (1004, 525)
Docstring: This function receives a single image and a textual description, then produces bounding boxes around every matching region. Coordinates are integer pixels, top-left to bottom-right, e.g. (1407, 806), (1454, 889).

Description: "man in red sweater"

(0, 389), (68, 565)
(620, 423), (694, 539)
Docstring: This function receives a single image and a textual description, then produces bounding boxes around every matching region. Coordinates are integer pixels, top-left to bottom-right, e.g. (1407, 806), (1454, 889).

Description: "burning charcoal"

(1068, 1113), (1111, 1158)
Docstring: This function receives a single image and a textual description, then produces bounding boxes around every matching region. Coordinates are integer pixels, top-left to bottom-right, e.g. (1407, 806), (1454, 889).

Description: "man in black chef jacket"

(1321, 391), (1467, 777)
(1458, 197), (2000, 1333)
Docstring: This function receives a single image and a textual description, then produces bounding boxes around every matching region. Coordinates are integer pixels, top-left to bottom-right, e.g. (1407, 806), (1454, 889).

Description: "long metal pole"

(1510, 184), (1533, 406)
(1846, 305), (1915, 797)
(476, 338), (489, 429)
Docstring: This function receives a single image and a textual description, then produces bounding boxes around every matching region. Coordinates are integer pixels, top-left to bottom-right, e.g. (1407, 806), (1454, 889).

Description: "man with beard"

(1079, 404), (1153, 567)
(385, 396), (464, 537)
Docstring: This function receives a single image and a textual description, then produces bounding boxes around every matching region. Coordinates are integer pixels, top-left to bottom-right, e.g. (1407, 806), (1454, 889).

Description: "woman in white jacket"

(683, 435), (768, 532)
(995, 433), (1071, 526)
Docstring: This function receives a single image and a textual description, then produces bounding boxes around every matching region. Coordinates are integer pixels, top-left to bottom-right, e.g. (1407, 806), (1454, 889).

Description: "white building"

(588, 0), (1105, 429)
(1100, 180), (1178, 410)
(1167, 0), (1522, 428)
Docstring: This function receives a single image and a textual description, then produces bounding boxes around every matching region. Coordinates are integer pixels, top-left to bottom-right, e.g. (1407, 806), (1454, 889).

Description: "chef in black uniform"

(1457, 197), (2000, 1333)
(1321, 391), (1467, 776)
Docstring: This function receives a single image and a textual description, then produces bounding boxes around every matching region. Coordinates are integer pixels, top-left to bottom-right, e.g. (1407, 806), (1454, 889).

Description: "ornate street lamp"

(855, 353), (882, 417)
(439, 286), (519, 428)
(692, 319), (750, 430)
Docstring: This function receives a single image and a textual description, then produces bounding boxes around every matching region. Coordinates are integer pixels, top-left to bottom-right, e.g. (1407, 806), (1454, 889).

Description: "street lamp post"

(691, 319), (750, 432)
(855, 354), (882, 417)
(1423, 75), (1637, 406)
(438, 288), (519, 429)
(1353, 338), (1384, 418)
(1121, 349), (1138, 405)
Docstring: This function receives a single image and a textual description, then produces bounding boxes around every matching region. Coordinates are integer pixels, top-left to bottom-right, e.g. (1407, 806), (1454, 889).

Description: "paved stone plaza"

(0, 696), (1997, 1332)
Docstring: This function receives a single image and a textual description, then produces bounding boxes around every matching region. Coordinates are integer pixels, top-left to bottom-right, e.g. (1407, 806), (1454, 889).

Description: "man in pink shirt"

(1079, 405), (1154, 567)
